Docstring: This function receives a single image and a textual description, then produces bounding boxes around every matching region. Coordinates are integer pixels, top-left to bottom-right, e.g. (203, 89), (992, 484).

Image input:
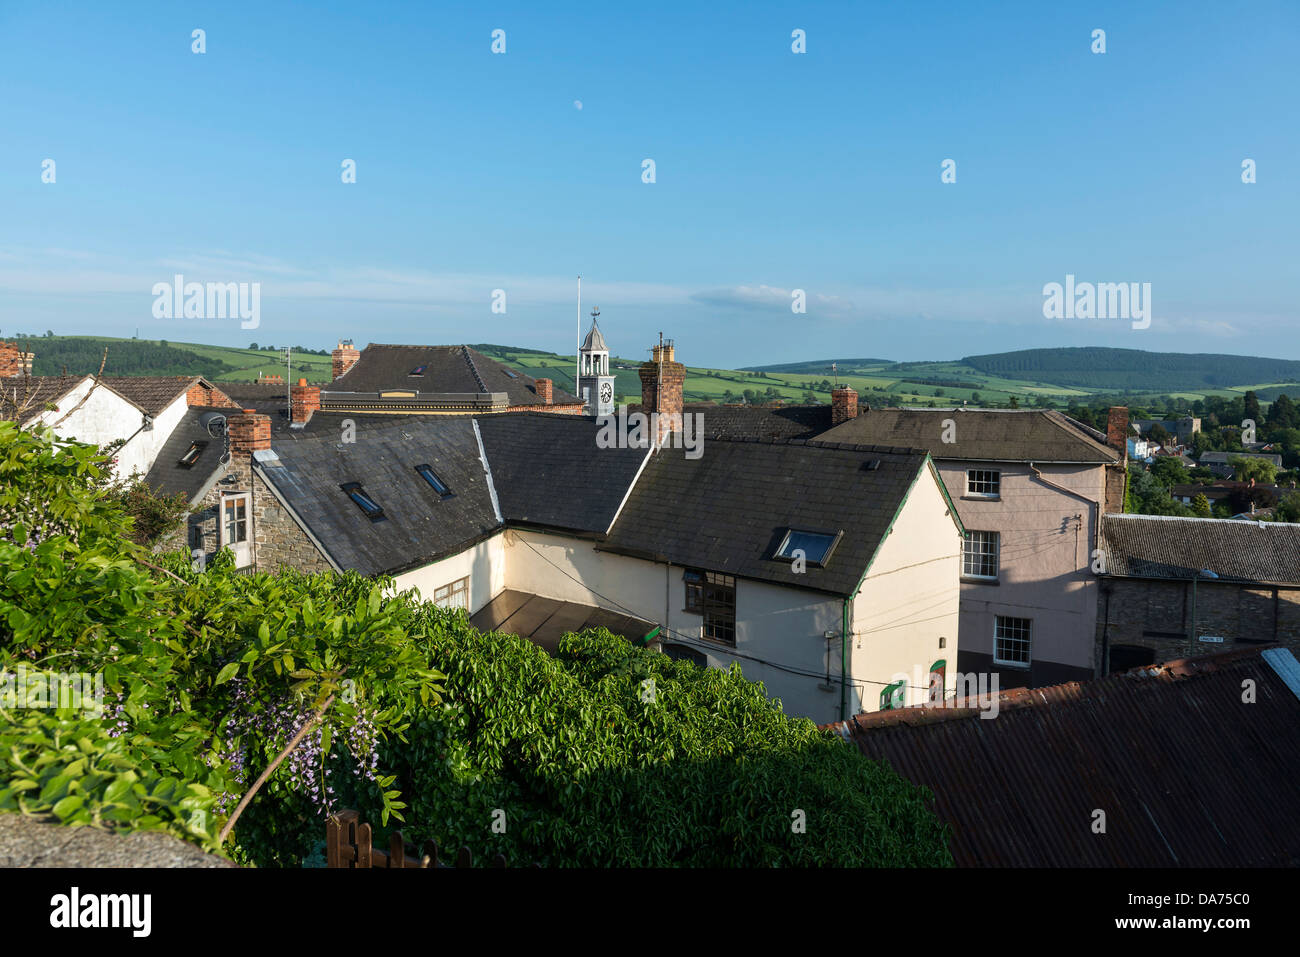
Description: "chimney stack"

(535, 377), (553, 405)
(639, 336), (686, 444)
(0, 341), (29, 378)
(290, 378), (321, 425)
(831, 386), (859, 425)
(228, 409), (272, 454)
(331, 340), (361, 380)
(1106, 407), (1129, 462)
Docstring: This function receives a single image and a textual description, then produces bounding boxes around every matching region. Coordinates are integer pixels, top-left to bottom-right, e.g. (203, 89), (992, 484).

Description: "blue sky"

(1, 1), (1297, 367)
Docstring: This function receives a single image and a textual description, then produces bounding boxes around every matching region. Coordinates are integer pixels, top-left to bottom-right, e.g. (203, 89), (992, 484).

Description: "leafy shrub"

(341, 615), (952, 867)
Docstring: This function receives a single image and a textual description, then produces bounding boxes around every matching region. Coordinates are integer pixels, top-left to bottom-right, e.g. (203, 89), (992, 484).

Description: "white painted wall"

(29, 378), (157, 480)
(117, 394), (188, 481)
(853, 462), (963, 711)
(382, 463), (961, 726)
(392, 533), (506, 613)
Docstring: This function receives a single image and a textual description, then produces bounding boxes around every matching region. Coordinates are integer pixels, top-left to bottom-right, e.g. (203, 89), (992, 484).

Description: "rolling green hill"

(7, 336), (1296, 409)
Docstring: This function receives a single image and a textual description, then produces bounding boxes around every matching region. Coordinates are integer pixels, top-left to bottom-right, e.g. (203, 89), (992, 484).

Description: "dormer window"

(178, 441), (207, 468)
(773, 529), (841, 567)
(341, 482), (384, 520)
(415, 464), (453, 499)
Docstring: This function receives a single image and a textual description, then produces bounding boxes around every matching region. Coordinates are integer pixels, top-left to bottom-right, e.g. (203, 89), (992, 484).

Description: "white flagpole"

(576, 275), (582, 406)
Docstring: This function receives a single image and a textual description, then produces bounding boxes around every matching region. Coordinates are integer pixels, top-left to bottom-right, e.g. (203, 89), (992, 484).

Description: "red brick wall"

(831, 386), (859, 425)
(290, 380), (321, 424)
(186, 381), (240, 408)
(227, 411), (271, 452)
(0, 341), (25, 378)
(332, 345), (361, 380)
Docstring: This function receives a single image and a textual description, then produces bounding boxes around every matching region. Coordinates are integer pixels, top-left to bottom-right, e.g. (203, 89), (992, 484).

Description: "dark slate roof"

(219, 382), (290, 414)
(98, 376), (198, 415)
(629, 403), (834, 441)
(469, 589), (657, 654)
(827, 646), (1300, 867)
(325, 344), (580, 407)
(820, 408), (1120, 464)
(475, 412), (649, 533)
(256, 417), (500, 576)
(1099, 513), (1300, 584)
(1, 375), (86, 423)
(143, 408), (229, 502)
(602, 439), (940, 597)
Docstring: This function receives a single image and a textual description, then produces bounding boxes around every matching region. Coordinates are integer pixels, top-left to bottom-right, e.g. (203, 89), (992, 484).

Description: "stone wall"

(1096, 576), (1300, 671)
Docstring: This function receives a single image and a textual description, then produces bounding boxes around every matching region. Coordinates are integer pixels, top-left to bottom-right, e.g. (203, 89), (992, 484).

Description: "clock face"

(599, 382), (613, 403)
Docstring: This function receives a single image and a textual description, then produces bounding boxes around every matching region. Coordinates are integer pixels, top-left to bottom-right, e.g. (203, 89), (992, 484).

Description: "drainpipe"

(840, 599), (849, 721)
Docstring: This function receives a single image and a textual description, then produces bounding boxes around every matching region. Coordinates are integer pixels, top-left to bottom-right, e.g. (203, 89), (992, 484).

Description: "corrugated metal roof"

(828, 646), (1300, 867)
(1100, 513), (1300, 584)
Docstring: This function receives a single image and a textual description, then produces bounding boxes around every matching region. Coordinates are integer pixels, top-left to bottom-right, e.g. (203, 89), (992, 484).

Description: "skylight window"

(774, 529), (841, 567)
(341, 482), (385, 520)
(408, 365), (427, 376)
(502, 368), (519, 378)
(415, 464), (453, 498)
(178, 441), (207, 468)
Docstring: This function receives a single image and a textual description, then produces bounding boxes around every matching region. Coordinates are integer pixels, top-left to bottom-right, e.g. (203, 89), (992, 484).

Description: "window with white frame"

(966, 469), (1001, 498)
(962, 530), (1000, 580)
(433, 576), (469, 611)
(994, 616), (1031, 667)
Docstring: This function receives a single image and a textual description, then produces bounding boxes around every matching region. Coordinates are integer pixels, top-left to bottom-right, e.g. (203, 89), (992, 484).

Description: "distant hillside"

(24, 337), (234, 379)
(963, 347), (1300, 392)
(741, 357), (894, 374)
(8, 335), (336, 383)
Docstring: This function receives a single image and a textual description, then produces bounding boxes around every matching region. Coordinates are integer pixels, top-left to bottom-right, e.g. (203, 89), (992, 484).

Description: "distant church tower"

(578, 308), (616, 416)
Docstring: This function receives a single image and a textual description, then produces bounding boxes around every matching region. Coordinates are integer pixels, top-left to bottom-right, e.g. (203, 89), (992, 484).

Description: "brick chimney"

(831, 386), (859, 425)
(639, 337), (686, 444)
(1106, 407), (1129, 461)
(535, 378), (553, 405)
(331, 340), (361, 380)
(290, 378), (321, 425)
(0, 341), (29, 378)
(227, 409), (271, 454)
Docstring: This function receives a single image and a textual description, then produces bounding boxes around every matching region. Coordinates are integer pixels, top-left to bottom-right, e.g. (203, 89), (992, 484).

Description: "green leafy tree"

(1148, 457), (1189, 488)
(1191, 493), (1212, 517)
(1244, 391), (1262, 426)
(1276, 491), (1300, 523)
(1229, 456), (1278, 484)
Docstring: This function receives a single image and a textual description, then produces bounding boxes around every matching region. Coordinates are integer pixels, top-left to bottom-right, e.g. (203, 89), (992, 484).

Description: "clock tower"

(578, 308), (616, 416)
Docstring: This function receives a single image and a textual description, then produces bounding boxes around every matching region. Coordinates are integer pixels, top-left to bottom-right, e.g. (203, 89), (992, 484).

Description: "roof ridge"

(1040, 408), (1121, 458)
(459, 345), (490, 393)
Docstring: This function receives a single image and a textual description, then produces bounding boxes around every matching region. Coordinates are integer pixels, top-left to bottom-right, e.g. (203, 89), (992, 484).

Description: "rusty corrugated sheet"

(830, 647), (1300, 866)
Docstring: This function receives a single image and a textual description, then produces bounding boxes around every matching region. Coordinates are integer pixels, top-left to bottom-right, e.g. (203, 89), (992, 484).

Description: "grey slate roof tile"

(821, 408), (1120, 463)
(1100, 513), (1300, 584)
(256, 417), (500, 576)
(142, 408), (230, 501)
(325, 344), (579, 407)
(602, 439), (935, 597)
(475, 412), (648, 532)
